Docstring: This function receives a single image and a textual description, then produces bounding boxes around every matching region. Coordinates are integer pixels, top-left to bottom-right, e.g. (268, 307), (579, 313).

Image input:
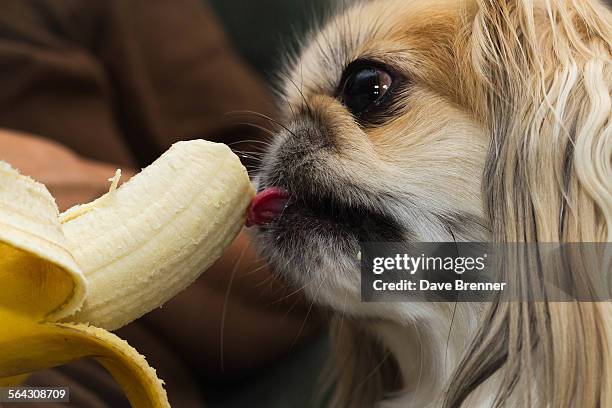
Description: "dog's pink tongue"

(246, 187), (290, 227)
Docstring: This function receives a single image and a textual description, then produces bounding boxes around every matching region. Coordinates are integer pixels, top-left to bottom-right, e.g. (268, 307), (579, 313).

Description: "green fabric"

(207, 0), (330, 79)
(208, 334), (331, 408)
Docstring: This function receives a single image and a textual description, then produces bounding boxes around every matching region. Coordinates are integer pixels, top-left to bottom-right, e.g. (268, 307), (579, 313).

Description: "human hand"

(0, 129), (135, 210)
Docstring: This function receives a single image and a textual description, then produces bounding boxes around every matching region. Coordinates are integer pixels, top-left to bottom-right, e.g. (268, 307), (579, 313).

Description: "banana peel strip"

(0, 312), (168, 406)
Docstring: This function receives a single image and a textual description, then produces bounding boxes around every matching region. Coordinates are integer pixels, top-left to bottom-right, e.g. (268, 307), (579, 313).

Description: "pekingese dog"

(249, 0), (612, 406)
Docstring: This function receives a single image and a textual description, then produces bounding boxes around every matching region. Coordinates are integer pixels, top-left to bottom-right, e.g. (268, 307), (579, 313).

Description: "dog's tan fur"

(255, 0), (611, 406)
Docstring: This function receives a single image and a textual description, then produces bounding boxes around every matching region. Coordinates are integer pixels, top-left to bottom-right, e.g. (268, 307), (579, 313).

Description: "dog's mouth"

(247, 185), (404, 242)
(247, 182), (407, 304)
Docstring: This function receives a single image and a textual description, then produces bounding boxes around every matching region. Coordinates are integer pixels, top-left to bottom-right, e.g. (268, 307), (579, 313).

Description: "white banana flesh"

(61, 140), (255, 330)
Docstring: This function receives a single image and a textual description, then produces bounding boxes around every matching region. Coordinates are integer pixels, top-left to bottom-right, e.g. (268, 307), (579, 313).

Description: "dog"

(249, 0), (612, 406)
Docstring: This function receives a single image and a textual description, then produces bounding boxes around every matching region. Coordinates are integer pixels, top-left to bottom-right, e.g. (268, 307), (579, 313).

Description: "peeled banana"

(0, 140), (254, 407)
(61, 140), (254, 330)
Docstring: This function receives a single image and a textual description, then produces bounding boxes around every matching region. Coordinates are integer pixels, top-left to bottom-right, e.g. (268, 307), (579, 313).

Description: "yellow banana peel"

(0, 140), (255, 407)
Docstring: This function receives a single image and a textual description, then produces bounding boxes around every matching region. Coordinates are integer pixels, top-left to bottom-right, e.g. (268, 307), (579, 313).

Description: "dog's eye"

(340, 66), (393, 116)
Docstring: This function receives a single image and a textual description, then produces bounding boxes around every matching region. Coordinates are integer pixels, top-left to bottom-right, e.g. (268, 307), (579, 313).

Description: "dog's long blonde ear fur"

(447, 0), (611, 406)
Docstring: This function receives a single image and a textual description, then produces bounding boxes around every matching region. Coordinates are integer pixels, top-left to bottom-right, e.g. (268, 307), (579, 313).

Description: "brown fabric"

(0, 0), (275, 168)
(0, 1), (319, 407)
